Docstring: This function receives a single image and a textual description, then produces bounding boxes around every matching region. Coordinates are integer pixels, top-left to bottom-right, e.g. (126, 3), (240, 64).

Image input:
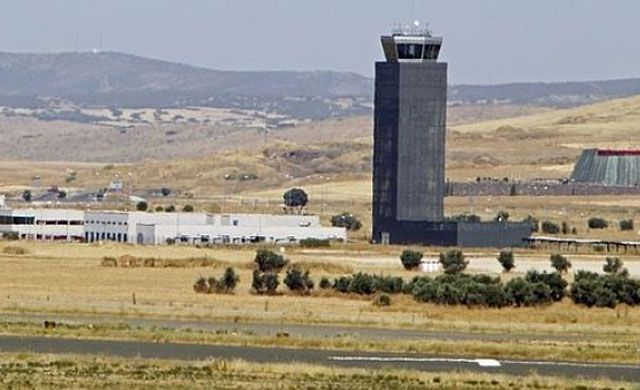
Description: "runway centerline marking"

(327, 356), (501, 367)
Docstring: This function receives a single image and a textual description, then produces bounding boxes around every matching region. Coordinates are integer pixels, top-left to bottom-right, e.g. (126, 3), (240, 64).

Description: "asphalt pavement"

(0, 335), (637, 382)
(0, 312), (601, 343)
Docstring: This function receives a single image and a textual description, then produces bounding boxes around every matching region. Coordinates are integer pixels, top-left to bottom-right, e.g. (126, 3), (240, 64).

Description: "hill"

(0, 51), (372, 119)
(1, 51), (640, 120)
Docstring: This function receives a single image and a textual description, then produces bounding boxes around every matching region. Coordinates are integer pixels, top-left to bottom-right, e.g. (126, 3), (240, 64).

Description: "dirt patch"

(1, 246), (28, 255)
(101, 255), (227, 268)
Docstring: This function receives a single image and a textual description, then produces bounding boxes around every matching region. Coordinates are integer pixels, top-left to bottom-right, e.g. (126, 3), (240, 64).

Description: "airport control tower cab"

(380, 22), (442, 62)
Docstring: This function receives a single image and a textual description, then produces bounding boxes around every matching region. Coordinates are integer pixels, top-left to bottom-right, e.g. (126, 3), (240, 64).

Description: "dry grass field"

(0, 241), (637, 340)
(1, 353), (633, 389)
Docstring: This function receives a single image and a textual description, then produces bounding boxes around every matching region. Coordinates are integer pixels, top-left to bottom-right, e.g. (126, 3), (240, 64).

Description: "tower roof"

(381, 22), (443, 63)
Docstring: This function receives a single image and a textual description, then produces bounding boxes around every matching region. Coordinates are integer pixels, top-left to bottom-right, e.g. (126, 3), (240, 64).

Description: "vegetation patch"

(101, 255), (224, 268)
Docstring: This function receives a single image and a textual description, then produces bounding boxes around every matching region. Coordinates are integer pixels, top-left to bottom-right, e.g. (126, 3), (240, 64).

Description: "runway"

(0, 335), (637, 381)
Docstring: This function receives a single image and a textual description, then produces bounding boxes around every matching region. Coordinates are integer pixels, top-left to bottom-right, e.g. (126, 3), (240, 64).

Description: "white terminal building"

(0, 208), (346, 245)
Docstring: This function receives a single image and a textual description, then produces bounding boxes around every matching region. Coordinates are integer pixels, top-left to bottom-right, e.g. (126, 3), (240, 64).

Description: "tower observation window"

(397, 44), (423, 59)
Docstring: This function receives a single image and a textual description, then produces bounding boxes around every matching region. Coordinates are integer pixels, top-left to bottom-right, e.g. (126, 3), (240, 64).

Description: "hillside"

(1, 51), (640, 120)
(3, 94), (640, 198)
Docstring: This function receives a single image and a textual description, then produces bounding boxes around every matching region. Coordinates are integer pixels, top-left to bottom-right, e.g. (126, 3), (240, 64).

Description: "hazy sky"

(1, 0), (639, 84)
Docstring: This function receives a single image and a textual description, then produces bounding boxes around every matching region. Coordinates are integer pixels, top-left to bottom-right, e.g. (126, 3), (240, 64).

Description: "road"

(0, 335), (637, 381)
(0, 312), (604, 343)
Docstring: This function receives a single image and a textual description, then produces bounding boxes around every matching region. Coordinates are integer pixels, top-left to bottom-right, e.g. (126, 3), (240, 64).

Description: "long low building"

(0, 208), (347, 245)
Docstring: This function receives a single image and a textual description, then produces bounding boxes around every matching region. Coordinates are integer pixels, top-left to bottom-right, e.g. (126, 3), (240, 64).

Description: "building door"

(381, 232), (390, 245)
(136, 233), (144, 245)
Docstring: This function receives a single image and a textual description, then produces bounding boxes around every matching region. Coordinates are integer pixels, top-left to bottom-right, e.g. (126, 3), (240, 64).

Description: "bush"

(619, 219), (634, 231)
(136, 201), (148, 211)
(561, 221), (569, 235)
(299, 238), (330, 248)
(2, 246), (27, 255)
(446, 213), (481, 223)
(2, 231), (20, 241)
(400, 250), (423, 270)
(182, 204), (194, 212)
(155, 205), (164, 212)
(374, 294), (391, 307)
(522, 215), (539, 232)
(603, 257), (625, 275)
(550, 254), (571, 273)
(252, 270), (279, 295)
(165, 205), (176, 213)
(570, 271), (639, 308)
(161, 187), (171, 197)
(439, 250), (468, 274)
(541, 221), (560, 234)
(193, 267), (239, 294)
(319, 277), (331, 289)
(331, 212), (362, 231)
(494, 210), (509, 222)
(505, 278), (552, 307)
(283, 267), (314, 294)
(220, 267), (240, 293)
(332, 276), (351, 293)
(587, 217), (608, 229)
(497, 250), (515, 272)
(525, 270), (567, 301)
(254, 250), (288, 272)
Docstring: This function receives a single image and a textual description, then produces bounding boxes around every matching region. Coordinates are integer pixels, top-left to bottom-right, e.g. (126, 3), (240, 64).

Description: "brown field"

(1, 353), (634, 389)
(0, 241), (637, 339)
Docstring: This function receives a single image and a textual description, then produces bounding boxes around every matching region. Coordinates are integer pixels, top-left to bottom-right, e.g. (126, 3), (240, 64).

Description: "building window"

(397, 43), (423, 59)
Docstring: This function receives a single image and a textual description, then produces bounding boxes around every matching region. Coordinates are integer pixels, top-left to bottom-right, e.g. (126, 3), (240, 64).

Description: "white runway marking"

(328, 356), (638, 370)
(327, 356), (501, 367)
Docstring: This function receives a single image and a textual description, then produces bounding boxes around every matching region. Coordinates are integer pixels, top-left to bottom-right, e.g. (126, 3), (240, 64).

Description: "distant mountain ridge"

(1, 51), (640, 118)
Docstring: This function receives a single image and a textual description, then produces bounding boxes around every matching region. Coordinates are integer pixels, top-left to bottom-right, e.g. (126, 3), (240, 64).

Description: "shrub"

(299, 238), (330, 248)
(319, 277), (331, 289)
(331, 212), (362, 231)
(155, 206), (164, 212)
(161, 187), (171, 197)
(603, 257), (627, 275)
(541, 221), (560, 234)
(193, 267), (239, 294)
(2, 231), (20, 241)
(193, 277), (208, 293)
(619, 219), (634, 231)
(505, 278), (552, 307)
(494, 210), (510, 222)
(332, 276), (351, 293)
(254, 250), (288, 272)
(569, 271), (639, 308)
(252, 270), (279, 295)
(497, 250), (515, 272)
(374, 294), (391, 307)
(400, 250), (423, 270)
(592, 243), (605, 253)
(522, 215), (539, 232)
(2, 246), (27, 255)
(220, 267), (240, 293)
(550, 254), (571, 273)
(561, 221), (569, 235)
(283, 267), (314, 294)
(182, 204), (194, 212)
(22, 190), (32, 202)
(446, 213), (481, 223)
(439, 250), (468, 274)
(136, 201), (148, 211)
(348, 272), (376, 295)
(165, 205), (176, 212)
(587, 217), (608, 229)
(525, 270), (567, 301)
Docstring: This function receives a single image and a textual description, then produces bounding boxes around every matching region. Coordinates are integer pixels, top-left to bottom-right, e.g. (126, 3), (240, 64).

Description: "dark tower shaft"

(372, 26), (447, 244)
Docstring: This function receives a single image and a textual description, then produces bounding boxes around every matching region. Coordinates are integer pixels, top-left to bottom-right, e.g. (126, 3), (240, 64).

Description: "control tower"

(372, 23), (448, 245)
